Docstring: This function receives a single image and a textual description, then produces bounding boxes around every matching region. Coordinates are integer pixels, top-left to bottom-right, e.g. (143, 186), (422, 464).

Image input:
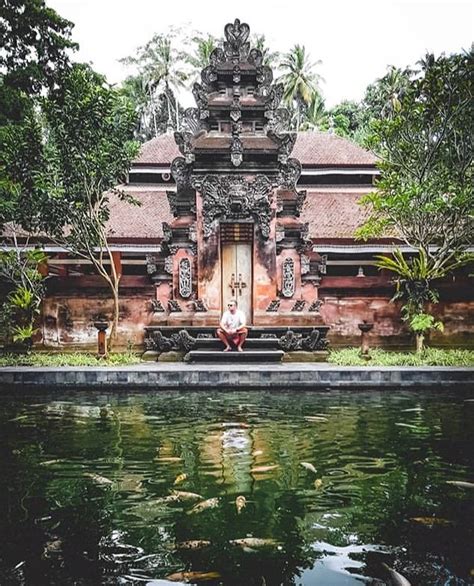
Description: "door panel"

(221, 242), (252, 323)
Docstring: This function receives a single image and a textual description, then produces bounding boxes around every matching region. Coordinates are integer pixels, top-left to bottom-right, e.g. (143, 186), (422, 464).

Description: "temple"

(19, 19), (472, 354)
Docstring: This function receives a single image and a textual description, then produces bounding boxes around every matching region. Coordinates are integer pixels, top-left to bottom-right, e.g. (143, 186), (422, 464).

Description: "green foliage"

(0, 247), (47, 348)
(0, 0), (77, 95)
(409, 313), (443, 335)
(278, 45), (323, 130)
(328, 347), (474, 367)
(358, 51), (473, 266)
(0, 352), (142, 367)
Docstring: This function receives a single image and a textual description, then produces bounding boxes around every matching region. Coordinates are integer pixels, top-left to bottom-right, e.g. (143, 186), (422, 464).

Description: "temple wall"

(34, 277), (474, 350)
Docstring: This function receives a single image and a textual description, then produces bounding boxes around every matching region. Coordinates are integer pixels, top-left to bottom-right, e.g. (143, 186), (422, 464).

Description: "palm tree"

(278, 45), (323, 130)
(252, 34), (280, 67)
(300, 94), (327, 131)
(186, 34), (219, 71)
(121, 33), (188, 132)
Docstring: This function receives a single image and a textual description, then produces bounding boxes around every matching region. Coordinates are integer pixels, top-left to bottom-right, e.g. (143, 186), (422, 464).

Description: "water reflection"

(0, 390), (473, 585)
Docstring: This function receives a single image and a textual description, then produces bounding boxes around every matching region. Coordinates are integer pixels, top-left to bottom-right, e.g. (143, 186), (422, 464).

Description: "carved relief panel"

(281, 258), (295, 298)
(178, 258), (192, 298)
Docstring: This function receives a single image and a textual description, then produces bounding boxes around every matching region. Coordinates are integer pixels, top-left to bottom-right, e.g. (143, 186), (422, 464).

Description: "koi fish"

(446, 480), (474, 489)
(166, 570), (221, 582)
(173, 473), (187, 485)
(300, 462), (317, 474)
(84, 473), (113, 486)
(188, 497), (219, 514)
(172, 490), (203, 501)
(251, 465), (279, 473)
(382, 563), (411, 586)
(174, 540), (211, 550)
(235, 495), (246, 514)
(230, 538), (281, 549)
(410, 517), (452, 526)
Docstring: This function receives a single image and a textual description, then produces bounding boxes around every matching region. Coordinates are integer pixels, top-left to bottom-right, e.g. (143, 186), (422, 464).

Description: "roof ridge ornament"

(224, 19), (250, 61)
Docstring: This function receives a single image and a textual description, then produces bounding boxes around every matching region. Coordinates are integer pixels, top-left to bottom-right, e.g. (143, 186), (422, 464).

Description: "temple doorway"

(220, 223), (253, 323)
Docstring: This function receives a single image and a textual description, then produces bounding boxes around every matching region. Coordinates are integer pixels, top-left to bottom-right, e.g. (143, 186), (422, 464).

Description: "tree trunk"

(108, 280), (120, 351)
(415, 333), (424, 354)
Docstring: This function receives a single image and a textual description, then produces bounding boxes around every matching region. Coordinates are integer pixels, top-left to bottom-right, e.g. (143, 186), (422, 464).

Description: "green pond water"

(0, 389), (473, 585)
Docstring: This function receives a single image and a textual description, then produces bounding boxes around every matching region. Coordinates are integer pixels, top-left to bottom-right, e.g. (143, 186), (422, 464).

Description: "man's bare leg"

(236, 327), (248, 352)
(216, 328), (231, 351)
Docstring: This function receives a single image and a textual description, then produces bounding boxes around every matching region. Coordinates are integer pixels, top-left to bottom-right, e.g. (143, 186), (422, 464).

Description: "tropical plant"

(300, 94), (328, 131)
(0, 237), (47, 350)
(121, 31), (188, 132)
(37, 64), (139, 349)
(374, 248), (466, 352)
(358, 51), (473, 347)
(278, 45), (323, 130)
(252, 34), (280, 67)
(186, 33), (219, 71)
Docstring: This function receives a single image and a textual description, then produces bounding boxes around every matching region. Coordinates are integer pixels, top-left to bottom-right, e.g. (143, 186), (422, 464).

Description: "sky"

(48, 0), (473, 107)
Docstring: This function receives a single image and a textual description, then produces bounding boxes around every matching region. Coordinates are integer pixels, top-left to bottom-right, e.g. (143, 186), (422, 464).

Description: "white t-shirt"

(221, 309), (246, 330)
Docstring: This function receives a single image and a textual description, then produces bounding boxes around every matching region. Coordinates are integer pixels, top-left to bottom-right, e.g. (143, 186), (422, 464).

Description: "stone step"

(185, 350), (285, 362)
(195, 338), (281, 350)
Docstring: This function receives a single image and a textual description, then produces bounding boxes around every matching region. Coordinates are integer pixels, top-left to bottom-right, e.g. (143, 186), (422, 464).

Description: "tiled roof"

(293, 132), (377, 167)
(301, 189), (373, 238)
(106, 187), (173, 240)
(133, 131), (377, 168)
(106, 186), (375, 241)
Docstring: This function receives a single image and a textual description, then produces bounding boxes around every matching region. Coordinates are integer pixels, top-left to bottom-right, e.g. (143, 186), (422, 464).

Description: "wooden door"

(221, 242), (252, 323)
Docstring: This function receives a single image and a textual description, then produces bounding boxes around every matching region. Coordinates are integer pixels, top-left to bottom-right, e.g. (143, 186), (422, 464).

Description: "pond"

(0, 390), (473, 585)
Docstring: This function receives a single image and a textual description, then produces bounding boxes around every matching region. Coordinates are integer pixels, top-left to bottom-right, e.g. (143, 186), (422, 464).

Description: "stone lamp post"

(93, 320), (109, 358)
(358, 320), (374, 359)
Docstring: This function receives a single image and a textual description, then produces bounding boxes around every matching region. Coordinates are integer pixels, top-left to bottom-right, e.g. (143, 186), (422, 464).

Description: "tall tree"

(186, 33), (219, 71)
(300, 94), (328, 131)
(278, 45), (323, 131)
(121, 32), (188, 133)
(357, 51), (473, 350)
(38, 64), (139, 348)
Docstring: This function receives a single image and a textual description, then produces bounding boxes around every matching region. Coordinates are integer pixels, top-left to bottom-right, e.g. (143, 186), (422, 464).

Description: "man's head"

(227, 299), (237, 313)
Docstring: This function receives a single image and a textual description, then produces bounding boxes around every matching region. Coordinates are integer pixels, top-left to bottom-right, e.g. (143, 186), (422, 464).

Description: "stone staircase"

(144, 325), (329, 362)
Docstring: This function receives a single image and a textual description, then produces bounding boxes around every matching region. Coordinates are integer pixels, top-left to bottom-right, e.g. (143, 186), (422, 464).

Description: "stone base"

(157, 351), (186, 362)
(282, 351), (329, 363)
(142, 351), (160, 362)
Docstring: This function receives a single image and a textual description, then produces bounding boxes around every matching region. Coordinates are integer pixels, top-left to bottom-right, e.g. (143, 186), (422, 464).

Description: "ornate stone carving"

(164, 256), (173, 274)
(279, 158), (302, 190)
(291, 300), (306, 311)
(230, 135), (243, 167)
(150, 299), (165, 313)
(265, 83), (284, 112)
(192, 83), (209, 118)
(178, 258), (192, 298)
(171, 157), (192, 190)
(248, 48), (263, 67)
(308, 299), (323, 313)
(295, 190), (307, 216)
(296, 223), (312, 253)
(256, 66), (273, 96)
(268, 131), (297, 164)
(281, 258), (295, 298)
(224, 18), (250, 61)
(266, 299), (281, 312)
(174, 131), (195, 164)
(146, 254), (157, 275)
(266, 108), (291, 135)
(302, 329), (328, 351)
(147, 329), (197, 352)
(192, 174), (273, 239)
(182, 107), (207, 135)
(300, 254), (310, 275)
(193, 299), (208, 312)
(278, 330), (301, 351)
(201, 65), (218, 92)
(278, 328), (328, 352)
(168, 300), (182, 312)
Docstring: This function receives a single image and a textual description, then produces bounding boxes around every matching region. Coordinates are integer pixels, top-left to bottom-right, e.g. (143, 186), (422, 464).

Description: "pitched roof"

(105, 186), (376, 241)
(106, 187), (173, 241)
(293, 132), (376, 167)
(301, 188), (374, 239)
(133, 131), (377, 168)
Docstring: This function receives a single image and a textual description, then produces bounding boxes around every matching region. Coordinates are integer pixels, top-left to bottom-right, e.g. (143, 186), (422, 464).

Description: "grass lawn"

(0, 348), (473, 367)
(328, 347), (474, 367)
(0, 352), (142, 367)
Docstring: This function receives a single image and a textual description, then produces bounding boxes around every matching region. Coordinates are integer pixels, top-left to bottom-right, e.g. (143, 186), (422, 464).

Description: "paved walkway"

(0, 362), (472, 390)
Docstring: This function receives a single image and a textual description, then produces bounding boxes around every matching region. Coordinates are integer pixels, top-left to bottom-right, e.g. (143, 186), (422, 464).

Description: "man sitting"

(217, 299), (248, 352)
